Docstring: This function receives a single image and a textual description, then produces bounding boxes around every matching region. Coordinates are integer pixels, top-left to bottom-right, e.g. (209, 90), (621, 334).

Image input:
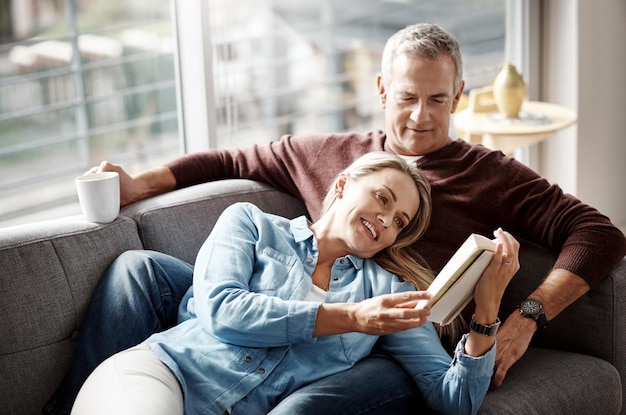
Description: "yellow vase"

(492, 63), (527, 118)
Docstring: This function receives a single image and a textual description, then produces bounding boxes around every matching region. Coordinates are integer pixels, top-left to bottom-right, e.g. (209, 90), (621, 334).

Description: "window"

(1, 0), (507, 227)
(177, 0), (506, 150)
(0, 0), (178, 226)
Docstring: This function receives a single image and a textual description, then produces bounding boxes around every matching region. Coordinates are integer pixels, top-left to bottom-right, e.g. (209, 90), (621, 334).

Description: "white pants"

(71, 345), (184, 415)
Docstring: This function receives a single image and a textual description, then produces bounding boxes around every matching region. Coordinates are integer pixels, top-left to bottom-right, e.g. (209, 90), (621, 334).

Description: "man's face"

(377, 53), (464, 156)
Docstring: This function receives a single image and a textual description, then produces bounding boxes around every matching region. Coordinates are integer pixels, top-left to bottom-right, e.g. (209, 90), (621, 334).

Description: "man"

(44, 23), (626, 414)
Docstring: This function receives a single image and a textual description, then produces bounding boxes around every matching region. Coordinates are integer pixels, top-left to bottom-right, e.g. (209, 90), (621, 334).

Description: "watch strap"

(535, 311), (547, 331)
(469, 315), (501, 336)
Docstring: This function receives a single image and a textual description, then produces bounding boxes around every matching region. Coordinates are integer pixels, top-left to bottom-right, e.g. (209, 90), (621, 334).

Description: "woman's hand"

(314, 291), (432, 337)
(466, 228), (519, 356)
(473, 228), (520, 319)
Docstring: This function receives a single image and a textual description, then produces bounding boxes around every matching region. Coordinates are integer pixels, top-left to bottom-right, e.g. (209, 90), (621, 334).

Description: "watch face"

(521, 299), (542, 315)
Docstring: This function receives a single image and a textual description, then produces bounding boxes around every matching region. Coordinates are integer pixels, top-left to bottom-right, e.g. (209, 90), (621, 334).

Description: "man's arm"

(472, 150), (626, 388)
(94, 131), (386, 213)
(94, 161), (176, 206)
(492, 268), (589, 388)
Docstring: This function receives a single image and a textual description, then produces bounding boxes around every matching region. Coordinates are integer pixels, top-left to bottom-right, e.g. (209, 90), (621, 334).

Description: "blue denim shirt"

(145, 203), (495, 415)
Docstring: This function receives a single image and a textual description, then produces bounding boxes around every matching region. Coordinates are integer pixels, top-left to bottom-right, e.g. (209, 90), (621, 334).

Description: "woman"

(72, 152), (519, 415)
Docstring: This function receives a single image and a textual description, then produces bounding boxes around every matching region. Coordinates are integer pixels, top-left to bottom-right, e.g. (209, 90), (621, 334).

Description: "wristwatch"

(518, 298), (547, 331)
(469, 315), (501, 336)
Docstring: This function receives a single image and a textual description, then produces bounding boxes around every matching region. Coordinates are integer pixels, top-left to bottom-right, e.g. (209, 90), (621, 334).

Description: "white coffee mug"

(75, 172), (120, 223)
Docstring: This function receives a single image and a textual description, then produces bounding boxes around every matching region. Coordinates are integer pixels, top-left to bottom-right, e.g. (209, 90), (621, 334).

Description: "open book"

(416, 233), (496, 325)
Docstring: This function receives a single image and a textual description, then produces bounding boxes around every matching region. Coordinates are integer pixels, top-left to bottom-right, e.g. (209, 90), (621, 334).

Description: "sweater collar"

(380, 133), (466, 163)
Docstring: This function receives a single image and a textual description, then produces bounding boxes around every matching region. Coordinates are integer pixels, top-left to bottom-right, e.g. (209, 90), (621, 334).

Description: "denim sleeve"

(191, 203), (319, 347)
(379, 324), (495, 415)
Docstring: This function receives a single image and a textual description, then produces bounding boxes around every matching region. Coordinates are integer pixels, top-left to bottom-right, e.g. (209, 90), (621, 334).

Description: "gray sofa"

(1, 179), (624, 414)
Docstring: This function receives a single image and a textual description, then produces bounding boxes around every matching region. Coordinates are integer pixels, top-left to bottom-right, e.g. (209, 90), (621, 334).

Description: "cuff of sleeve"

(451, 333), (496, 379)
(287, 300), (321, 343)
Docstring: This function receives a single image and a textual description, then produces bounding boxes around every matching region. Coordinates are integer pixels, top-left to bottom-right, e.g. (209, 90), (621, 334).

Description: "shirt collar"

(346, 255), (364, 270)
(290, 216), (364, 270)
(290, 215), (314, 243)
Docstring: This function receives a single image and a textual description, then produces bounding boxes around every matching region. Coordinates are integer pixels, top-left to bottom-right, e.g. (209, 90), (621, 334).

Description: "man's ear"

(376, 74), (386, 109)
(451, 80), (465, 113)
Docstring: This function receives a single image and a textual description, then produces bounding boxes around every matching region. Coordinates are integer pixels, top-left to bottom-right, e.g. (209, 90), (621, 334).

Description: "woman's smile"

(361, 218), (379, 241)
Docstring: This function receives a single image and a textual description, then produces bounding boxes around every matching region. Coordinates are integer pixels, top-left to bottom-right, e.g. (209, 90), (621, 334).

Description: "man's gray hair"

(380, 23), (463, 92)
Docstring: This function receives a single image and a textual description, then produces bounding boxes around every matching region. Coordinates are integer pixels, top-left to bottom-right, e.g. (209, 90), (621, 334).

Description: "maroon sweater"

(168, 130), (626, 289)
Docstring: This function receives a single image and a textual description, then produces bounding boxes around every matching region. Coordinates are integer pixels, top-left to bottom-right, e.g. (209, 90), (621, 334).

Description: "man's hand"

(491, 268), (589, 388)
(491, 311), (535, 388)
(89, 161), (136, 206)
(88, 161), (177, 206)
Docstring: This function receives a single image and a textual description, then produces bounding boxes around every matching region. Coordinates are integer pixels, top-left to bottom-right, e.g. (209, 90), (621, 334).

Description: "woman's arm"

(314, 291), (431, 337)
(191, 203), (320, 347)
(465, 228), (519, 356)
(381, 324), (495, 415)
(379, 229), (519, 415)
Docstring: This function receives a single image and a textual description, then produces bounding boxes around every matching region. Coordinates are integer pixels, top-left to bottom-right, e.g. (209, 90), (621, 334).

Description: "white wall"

(538, 0), (626, 231)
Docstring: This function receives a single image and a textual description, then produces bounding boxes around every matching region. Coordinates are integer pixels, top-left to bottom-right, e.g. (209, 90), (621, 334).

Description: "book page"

(428, 250), (494, 325)
(414, 233), (496, 325)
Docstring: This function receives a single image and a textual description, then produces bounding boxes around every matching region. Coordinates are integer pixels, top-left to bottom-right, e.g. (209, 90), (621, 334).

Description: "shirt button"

(339, 259), (345, 264)
(244, 356), (252, 363)
(258, 368), (266, 374)
(306, 257), (313, 264)
(242, 396), (249, 402)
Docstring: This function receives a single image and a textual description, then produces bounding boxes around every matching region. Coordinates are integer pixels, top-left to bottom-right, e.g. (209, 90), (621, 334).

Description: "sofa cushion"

(0, 216), (143, 415)
(480, 347), (622, 414)
(121, 179), (309, 265)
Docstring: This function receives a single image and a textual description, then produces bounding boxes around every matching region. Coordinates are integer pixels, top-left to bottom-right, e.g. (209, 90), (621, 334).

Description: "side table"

(453, 89), (577, 156)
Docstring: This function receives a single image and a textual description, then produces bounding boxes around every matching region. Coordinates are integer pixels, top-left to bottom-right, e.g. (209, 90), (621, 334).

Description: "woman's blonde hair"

(320, 152), (465, 347)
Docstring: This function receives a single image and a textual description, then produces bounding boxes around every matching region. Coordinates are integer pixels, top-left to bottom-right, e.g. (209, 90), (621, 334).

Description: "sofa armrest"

(0, 216), (143, 415)
(121, 179), (309, 265)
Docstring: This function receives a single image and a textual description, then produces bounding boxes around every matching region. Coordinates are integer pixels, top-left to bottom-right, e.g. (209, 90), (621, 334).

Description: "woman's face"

(337, 168), (420, 258)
